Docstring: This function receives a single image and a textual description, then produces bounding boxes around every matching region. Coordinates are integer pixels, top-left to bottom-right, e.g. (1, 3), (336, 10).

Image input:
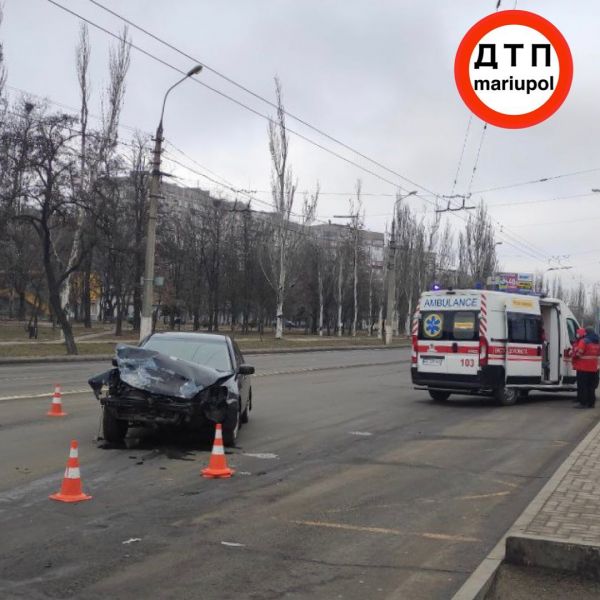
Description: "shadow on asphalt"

(98, 427), (240, 458)
(419, 392), (578, 409)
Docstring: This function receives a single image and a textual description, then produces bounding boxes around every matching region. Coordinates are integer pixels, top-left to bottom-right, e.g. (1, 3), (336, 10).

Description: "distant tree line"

(0, 18), (503, 354)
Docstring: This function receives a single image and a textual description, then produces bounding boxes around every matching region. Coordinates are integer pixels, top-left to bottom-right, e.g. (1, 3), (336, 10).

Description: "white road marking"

(458, 491), (511, 501)
(1, 359), (405, 401)
(122, 538), (142, 544)
(349, 431), (373, 436)
(0, 388), (90, 402)
(290, 519), (479, 543)
(242, 452), (278, 459)
(221, 541), (245, 547)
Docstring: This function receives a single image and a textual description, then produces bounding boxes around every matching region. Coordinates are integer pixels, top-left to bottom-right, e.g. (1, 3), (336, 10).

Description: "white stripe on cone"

(64, 467), (81, 479)
(212, 445), (225, 456)
(52, 397), (62, 404)
(69, 447), (78, 458)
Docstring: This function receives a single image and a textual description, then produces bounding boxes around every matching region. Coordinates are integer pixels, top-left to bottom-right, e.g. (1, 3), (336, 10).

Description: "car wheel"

(495, 386), (518, 406)
(223, 404), (240, 447)
(429, 390), (451, 402)
(103, 408), (128, 443)
(241, 389), (251, 424)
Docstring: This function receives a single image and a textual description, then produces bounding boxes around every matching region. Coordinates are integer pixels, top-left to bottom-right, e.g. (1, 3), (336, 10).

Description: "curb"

(452, 418), (600, 599)
(0, 342), (409, 365)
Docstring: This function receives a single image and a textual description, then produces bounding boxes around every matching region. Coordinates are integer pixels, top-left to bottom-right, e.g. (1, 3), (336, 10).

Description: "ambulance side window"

(507, 313), (542, 344)
(566, 318), (578, 344)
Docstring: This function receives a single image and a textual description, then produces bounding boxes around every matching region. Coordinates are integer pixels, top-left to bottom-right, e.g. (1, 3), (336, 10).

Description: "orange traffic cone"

(50, 440), (92, 503)
(47, 384), (67, 417)
(201, 424), (235, 479)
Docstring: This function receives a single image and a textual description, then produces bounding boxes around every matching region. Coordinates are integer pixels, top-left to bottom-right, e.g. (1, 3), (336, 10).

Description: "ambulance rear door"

(562, 310), (579, 382)
(504, 296), (543, 385)
(417, 293), (480, 378)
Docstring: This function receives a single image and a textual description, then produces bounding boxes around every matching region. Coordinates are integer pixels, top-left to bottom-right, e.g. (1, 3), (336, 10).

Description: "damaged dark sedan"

(89, 333), (255, 447)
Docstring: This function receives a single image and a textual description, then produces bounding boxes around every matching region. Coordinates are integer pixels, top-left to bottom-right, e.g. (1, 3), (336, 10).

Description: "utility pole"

(139, 65), (203, 341)
(385, 218), (397, 346)
(139, 128), (163, 341)
(334, 207), (361, 337)
(352, 215), (359, 337)
(337, 252), (344, 337)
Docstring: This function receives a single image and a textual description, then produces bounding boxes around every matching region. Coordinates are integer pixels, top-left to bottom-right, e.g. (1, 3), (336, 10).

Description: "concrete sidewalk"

(505, 416), (600, 576)
(454, 416), (600, 599)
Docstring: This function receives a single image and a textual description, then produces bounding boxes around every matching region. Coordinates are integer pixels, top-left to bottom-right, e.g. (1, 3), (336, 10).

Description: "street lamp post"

(139, 65), (203, 341)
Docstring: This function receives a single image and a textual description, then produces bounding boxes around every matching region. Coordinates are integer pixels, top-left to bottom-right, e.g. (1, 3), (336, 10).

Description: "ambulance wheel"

(495, 387), (517, 406)
(429, 390), (451, 402)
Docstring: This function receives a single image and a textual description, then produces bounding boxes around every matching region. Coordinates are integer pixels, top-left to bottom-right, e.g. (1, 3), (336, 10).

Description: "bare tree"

(11, 111), (80, 352)
(350, 180), (363, 336)
(60, 26), (131, 327)
(0, 6), (7, 100)
(458, 203), (497, 286)
(570, 279), (587, 324)
(266, 77), (297, 339)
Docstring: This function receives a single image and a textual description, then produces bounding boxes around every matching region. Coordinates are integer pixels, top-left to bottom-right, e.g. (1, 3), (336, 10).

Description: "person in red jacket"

(572, 327), (600, 408)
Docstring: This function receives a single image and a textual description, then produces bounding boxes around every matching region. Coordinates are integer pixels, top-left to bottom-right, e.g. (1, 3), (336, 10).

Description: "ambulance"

(411, 289), (580, 405)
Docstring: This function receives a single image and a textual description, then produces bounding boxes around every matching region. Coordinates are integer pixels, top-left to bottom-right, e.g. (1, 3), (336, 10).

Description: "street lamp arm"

(158, 64), (203, 132)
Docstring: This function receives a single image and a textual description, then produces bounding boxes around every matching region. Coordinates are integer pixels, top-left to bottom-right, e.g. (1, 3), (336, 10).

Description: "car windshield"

(142, 337), (232, 372)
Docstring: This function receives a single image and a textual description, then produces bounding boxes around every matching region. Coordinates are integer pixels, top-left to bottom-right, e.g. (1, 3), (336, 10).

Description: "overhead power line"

(42, 0), (556, 266)
(471, 168), (600, 195)
(85, 0), (438, 198)
(47, 0), (437, 201)
(466, 123), (487, 197)
(450, 115), (472, 196)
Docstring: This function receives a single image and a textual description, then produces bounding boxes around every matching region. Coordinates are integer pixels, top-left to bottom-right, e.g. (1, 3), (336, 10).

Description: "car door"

(504, 310), (543, 385)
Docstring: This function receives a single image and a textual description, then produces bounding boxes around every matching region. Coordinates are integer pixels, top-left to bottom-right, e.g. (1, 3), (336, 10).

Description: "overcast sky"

(3, 0), (600, 290)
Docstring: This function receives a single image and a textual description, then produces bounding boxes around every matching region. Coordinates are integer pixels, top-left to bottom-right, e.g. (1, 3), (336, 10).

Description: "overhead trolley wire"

(471, 167), (600, 195)
(450, 115), (472, 196)
(48, 0), (444, 205)
(45, 0), (557, 266)
(85, 0), (439, 198)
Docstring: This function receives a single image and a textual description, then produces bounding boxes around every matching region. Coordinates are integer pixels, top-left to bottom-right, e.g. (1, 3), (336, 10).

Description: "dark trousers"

(576, 371), (599, 407)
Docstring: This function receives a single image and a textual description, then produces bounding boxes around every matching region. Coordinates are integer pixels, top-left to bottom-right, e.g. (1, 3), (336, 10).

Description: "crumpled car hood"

(90, 344), (232, 400)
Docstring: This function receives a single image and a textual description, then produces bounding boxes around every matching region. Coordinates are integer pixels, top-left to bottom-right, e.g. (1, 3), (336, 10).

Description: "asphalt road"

(0, 348), (597, 600)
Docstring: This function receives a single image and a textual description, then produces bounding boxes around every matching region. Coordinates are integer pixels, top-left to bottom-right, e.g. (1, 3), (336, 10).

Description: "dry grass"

(0, 322), (114, 342)
(0, 342), (120, 358)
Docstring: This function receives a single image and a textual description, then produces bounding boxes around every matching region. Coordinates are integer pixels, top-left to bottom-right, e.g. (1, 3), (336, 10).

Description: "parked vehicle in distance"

(411, 288), (579, 405)
(89, 332), (254, 446)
